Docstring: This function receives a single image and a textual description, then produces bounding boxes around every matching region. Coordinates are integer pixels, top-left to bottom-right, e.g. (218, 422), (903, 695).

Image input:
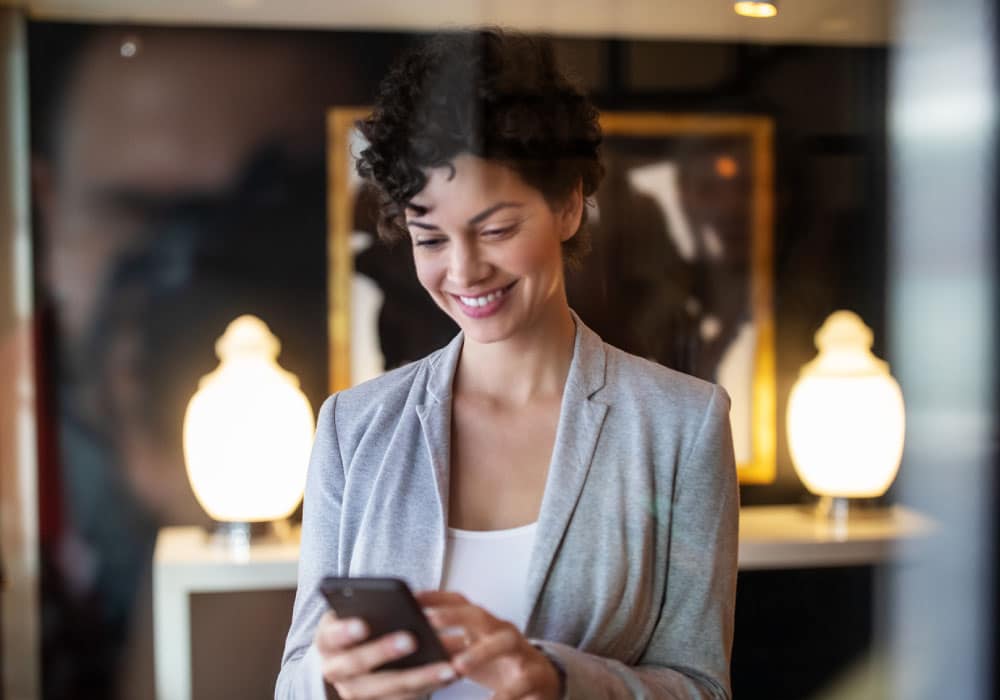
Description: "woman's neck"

(454, 303), (576, 406)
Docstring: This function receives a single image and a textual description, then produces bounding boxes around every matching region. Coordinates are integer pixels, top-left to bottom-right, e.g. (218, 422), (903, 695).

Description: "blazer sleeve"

(276, 395), (346, 699)
(533, 384), (739, 699)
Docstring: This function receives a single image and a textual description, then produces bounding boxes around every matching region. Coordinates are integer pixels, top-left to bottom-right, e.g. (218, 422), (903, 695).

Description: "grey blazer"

(276, 314), (738, 699)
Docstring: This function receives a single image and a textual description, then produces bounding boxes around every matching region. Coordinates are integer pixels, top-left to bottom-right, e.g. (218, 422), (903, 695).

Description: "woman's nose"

(447, 239), (489, 288)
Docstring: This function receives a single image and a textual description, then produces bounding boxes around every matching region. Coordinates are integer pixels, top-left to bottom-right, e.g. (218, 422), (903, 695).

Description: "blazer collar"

(416, 310), (611, 615)
(425, 329), (464, 405)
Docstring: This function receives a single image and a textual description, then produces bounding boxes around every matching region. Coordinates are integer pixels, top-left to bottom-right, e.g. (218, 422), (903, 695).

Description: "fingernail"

(347, 620), (365, 639)
(395, 634), (415, 653)
(438, 667), (456, 681)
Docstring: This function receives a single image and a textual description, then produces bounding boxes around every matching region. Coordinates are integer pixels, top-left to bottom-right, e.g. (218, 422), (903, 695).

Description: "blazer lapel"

(415, 331), (464, 588)
(524, 314), (609, 630)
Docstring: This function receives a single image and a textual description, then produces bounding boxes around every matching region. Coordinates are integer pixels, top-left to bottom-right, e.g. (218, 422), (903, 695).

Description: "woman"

(277, 29), (738, 700)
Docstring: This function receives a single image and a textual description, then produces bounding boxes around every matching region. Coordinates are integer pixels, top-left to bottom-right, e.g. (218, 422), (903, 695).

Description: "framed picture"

(327, 108), (775, 483)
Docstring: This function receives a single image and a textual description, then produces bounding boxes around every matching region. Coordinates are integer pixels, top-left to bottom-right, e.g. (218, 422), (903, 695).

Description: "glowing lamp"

(183, 315), (314, 523)
(787, 311), (905, 502)
(734, 2), (778, 19)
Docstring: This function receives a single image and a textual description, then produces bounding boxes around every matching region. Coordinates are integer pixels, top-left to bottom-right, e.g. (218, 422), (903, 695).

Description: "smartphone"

(318, 576), (449, 671)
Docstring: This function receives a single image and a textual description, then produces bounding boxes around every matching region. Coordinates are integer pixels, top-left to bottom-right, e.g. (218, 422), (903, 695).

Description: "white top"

(432, 521), (538, 700)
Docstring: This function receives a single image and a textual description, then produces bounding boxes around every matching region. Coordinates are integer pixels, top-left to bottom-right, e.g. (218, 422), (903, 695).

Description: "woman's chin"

(454, 317), (514, 345)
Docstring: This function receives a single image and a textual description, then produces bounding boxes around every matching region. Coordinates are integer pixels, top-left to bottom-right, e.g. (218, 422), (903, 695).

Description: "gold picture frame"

(328, 108), (775, 484)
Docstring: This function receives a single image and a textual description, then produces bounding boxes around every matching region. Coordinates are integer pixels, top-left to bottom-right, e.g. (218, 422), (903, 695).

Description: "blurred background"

(0, 1), (996, 699)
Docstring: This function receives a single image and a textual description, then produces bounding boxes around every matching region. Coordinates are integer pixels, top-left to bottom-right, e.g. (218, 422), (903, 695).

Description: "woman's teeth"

(459, 286), (509, 307)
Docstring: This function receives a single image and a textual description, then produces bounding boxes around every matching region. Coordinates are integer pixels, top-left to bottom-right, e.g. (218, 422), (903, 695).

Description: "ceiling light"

(119, 35), (141, 58)
(734, 1), (779, 18)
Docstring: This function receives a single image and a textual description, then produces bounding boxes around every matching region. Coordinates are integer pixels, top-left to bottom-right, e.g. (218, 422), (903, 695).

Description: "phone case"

(318, 577), (449, 671)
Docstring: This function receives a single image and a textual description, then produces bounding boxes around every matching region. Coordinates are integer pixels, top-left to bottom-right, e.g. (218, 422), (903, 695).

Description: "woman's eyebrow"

(405, 202), (436, 230)
(408, 220), (439, 230)
(468, 201), (523, 225)
(405, 201), (524, 229)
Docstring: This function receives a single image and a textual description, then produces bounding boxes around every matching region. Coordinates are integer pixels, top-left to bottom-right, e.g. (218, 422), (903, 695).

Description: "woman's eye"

(483, 225), (517, 238)
(414, 237), (445, 248)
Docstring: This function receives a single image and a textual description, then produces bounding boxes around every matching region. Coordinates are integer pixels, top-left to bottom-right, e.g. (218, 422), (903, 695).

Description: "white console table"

(153, 504), (934, 700)
(153, 528), (302, 700)
(738, 504), (935, 570)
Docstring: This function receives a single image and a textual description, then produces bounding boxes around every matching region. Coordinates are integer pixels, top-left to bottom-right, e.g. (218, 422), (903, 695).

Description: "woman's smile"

(451, 280), (518, 318)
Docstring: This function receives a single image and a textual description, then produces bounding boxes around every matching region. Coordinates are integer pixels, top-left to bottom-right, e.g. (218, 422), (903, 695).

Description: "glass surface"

(7, 4), (995, 698)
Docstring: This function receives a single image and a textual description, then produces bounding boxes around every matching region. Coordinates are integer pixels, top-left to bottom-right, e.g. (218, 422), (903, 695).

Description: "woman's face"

(405, 153), (580, 345)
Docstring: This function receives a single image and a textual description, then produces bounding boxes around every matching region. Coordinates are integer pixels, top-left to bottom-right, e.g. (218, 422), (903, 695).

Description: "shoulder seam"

(329, 392), (346, 480)
(678, 383), (720, 477)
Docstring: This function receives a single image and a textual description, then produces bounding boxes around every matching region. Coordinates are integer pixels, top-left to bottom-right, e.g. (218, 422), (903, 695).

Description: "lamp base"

(208, 519), (297, 559)
(817, 495), (849, 521)
(808, 495), (890, 522)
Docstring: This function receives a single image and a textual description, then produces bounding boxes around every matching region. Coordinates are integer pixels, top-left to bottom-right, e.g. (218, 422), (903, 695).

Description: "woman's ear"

(558, 180), (585, 242)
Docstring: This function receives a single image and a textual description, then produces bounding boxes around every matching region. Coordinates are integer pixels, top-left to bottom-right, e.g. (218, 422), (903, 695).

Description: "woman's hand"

(313, 610), (460, 700)
(416, 591), (564, 700)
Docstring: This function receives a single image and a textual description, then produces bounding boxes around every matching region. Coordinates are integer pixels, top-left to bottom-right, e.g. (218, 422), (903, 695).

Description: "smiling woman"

(354, 30), (602, 269)
(277, 28), (739, 700)
(404, 154), (582, 347)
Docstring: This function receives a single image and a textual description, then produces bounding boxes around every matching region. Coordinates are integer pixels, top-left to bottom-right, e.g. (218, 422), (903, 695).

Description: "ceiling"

(16, 0), (894, 45)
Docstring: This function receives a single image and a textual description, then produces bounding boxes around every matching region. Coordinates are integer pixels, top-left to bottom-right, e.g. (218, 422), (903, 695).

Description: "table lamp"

(786, 310), (905, 519)
(734, 2), (778, 19)
(183, 315), (314, 549)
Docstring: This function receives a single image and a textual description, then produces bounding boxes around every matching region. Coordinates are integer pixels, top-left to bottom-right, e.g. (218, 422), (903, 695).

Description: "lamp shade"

(183, 315), (315, 522)
(787, 311), (905, 498)
(734, 1), (778, 19)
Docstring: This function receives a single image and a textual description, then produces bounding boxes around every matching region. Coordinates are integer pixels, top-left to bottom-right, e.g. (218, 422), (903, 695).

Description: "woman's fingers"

(423, 602), (492, 636)
(314, 612), (369, 655)
(436, 625), (471, 655)
(414, 595), (556, 699)
(422, 600), (523, 668)
(414, 589), (469, 608)
(320, 631), (418, 684)
(451, 625), (521, 675)
(333, 661), (458, 700)
(313, 608), (463, 700)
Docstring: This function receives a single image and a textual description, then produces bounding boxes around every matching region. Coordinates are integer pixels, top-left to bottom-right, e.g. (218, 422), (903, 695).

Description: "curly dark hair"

(355, 28), (604, 268)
